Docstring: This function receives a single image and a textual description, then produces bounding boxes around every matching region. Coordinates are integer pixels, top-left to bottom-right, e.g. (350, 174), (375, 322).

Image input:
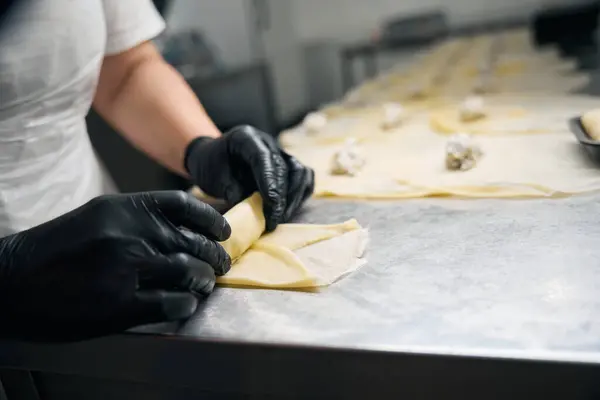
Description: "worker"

(0, 0), (314, 341)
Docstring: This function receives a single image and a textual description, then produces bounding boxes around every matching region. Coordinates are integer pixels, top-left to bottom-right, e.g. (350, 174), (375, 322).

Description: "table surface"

(4, 194), (600, 397)
(140, 194), (600, 365)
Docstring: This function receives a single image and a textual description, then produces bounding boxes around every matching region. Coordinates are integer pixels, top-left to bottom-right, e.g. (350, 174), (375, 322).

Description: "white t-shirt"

(0, 0), (165, 236)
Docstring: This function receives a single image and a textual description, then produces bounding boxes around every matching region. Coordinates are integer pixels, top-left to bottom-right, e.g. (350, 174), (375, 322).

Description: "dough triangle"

(207, 192), (366, 289)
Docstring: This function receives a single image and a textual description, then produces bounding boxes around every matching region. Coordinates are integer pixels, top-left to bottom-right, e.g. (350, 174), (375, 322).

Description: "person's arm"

(94, 0), (314, 230)
(93, 41), (221, 176)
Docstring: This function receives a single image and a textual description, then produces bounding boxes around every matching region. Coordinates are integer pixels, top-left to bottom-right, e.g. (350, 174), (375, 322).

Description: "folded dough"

(220, 193), (265, 260)
(215, 193), (366, 289)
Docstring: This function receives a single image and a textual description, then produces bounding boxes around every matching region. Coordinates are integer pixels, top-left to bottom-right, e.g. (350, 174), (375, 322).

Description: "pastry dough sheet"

(429, 94), (600, 135)
(301, 33), (583, 149)
(277, 35), (596, 200)
(287, 122), (600, 199)
(209, 193), (368, 289)
(279, 104), (435, 148)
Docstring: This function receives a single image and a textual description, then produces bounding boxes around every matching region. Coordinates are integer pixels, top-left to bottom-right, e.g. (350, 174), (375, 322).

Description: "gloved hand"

(184, 125), (315, 232)
(0, 191), (231, 342)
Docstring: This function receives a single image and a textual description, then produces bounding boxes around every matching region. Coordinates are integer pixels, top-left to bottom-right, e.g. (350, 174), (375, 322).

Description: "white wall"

(164, 0), (591, 65)
(256, 0), (309, 122)
(165, 0), (256, 67)
(163, 0), (593, 121)
(165, 0), (308, 123)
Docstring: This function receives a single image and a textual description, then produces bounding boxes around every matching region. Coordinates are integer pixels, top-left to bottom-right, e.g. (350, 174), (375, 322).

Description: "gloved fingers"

(143, 219), (231, 276)
(223, 181), (249, 206)
(281, 153), (315, 222)
(259, 131), (293, 227)
(150, 191), (231, 241)
(232, 127), (288, 231)
(283, 166), (308, 222)
(304, 168), (316, 202)
(126, 290), (199, 326)
(246, 149), (287, 231)
(137, 253), (218, 296)
(261, 152), (288, 232)
(175, 230), (231, 276)
(254, 127), (283, 153)
(287, 154), (315, 205)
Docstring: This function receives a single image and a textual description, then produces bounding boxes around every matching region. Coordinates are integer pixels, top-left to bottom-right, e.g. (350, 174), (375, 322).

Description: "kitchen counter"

(3, 195), (600, 399)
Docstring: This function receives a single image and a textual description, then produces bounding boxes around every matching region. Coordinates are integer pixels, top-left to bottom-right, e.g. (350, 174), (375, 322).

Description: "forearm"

(94, 47), (221, 176)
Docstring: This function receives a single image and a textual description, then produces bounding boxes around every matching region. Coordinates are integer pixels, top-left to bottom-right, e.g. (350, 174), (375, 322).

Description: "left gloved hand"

(184, 125), (314, 231)
(0, 191), (231, 342)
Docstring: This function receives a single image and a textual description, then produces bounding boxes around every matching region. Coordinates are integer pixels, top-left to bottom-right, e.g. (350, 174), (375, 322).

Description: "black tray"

(569, 116), (600, 162)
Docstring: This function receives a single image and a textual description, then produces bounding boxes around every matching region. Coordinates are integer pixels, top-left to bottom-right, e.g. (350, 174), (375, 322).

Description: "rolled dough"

(214, 193), (367, 289)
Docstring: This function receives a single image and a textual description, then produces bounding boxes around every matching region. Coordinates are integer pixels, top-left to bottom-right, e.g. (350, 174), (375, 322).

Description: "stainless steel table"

(3, 196), (600, 399)
(178, 195), (600, 358)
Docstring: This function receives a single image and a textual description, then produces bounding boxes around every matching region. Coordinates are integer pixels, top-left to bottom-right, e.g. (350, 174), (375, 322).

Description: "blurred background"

(86, 0), (600, 193)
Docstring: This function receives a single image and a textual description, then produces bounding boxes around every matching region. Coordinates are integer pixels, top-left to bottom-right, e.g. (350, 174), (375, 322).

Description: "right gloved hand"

(0, 191), (231, 342)
(185, 125), (315, 232)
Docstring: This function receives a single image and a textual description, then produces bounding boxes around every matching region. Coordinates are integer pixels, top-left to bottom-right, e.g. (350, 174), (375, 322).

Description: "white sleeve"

(101, 0), (166, 55)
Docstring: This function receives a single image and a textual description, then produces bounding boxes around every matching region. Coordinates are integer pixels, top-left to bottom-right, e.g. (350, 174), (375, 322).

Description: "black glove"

(184, 125), (315, 232)
(0, 191), (231, 342)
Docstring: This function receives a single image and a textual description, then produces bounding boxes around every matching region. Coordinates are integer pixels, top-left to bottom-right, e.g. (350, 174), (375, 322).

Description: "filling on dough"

(445, 133), (483, 171)
(330, 138), (366, 176)
(303, 112), (328, 134)
(581, 108), (600, 141)
(459, 96), (487, 122)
